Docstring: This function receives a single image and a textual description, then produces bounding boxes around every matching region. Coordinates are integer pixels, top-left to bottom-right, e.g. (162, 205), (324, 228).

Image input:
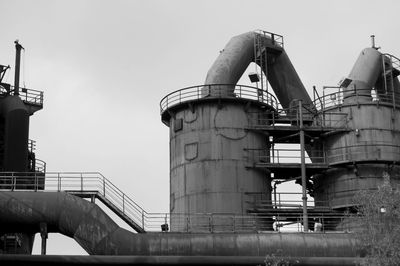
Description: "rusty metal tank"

(161, 85), (276, 231)
(314, 49), (400, 209)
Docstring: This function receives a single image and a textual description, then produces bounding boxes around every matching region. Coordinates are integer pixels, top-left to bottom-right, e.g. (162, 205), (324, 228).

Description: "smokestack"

(14, 40), (24, 96)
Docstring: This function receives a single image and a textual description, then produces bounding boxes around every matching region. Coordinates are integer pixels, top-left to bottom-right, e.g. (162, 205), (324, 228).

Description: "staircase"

(245, 107), (350, 181)
(0, 172), (148, 233)
(0, 234), (21, 254)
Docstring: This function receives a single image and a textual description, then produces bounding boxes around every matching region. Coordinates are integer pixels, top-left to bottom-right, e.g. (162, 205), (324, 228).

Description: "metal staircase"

(0, 172), (147, 233)
(245, 106), (350, 181)
(0, 234), (21, 254)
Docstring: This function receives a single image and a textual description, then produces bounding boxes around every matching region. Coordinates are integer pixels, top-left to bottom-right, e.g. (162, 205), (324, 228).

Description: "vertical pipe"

(14, 41), (23, 96)
(370, 35), (376, 48)
(40, 222), (47, 255)
(299, 100), (309, 231)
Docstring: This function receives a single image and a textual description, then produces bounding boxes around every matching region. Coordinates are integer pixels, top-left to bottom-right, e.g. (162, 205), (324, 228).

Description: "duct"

(0, 191), (360, 257)
(0, 254), (363, 265)
(204, 31), (312, 109)
(0, 96), (29, 172)
(343, 48), (382, 103)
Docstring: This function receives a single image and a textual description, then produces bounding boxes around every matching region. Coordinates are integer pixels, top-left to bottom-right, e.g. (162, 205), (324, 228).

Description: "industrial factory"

(0, 30), (399, 265)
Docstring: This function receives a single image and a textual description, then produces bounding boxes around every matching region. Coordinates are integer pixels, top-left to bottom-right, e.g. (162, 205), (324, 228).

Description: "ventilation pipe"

(342, 48), (383, 103)
(14, 40), (23, 96)
(204, 31), (313, 108)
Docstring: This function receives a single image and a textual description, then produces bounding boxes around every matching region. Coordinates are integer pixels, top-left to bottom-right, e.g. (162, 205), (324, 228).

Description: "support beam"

(299, 100), (309, 232)
(40, 222), (47, 255)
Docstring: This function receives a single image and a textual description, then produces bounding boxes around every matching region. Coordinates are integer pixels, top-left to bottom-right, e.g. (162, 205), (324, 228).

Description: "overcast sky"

(1, 0), (399, 255)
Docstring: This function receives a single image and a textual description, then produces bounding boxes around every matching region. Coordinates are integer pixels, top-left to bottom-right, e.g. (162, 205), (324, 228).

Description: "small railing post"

(209, 214), (213, 233)
(58, 173), (61, 191)
(122, 194), (125, 213)
(141, 210), (145, 230)
(80, 173), (83, 191)
(34, 173), (38, 192)
(279, 193), (281, 209)
(12, 173), (15, 191)
(103, 176), (106, 197)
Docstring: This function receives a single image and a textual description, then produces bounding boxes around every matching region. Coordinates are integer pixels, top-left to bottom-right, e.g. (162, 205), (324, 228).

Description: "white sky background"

(0, 0), (400, 255)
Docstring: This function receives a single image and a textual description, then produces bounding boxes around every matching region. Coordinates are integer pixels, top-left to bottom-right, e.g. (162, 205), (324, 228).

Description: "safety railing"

(0, 171), (357, 233)
(34, 159), (46, 173)
(144, 212), (354, 233)
(247, 144), (400, 166)
(314, 86), (400, 111)
(247, 108), (348, 129)
(0, 85), (43, 107)
(245, 148), (326, 164)
(160, 84), (279, 114)
(384, 53), (400, 73)
(246, 192), (331, 209)
(326, 143), (400, 165)
(28, 139), (36, 153)
(0, 172), (147, 231)
(254, 30), (284, 48)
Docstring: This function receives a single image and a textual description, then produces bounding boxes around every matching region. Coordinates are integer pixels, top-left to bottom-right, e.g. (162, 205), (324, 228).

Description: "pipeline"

(0, 255), (362, 265)
(204, 31), (313, 108)
(0, 191), (360, 258)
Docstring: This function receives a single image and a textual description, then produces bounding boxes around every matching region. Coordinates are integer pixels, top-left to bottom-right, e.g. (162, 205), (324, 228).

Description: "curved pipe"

(0, 191), (360, 257)
(204, 31), (312, 108)
(343, 48), (383, 103)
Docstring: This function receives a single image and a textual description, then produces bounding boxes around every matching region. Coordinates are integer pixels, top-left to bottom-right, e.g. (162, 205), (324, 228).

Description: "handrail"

(326, 143), (400, 164)
(247, 144), (400, 167)
(313, 87), (400, 111)
(254, 29), (284, 48)
(246, 148), (326, 164)
(160, 84), (279, 114)
(34, 159), (46, 173)
(0, 85), (44, 107)
(247, 108), (348, 129)
(384, 53), (400, 73)
(0, 171), (355, 232)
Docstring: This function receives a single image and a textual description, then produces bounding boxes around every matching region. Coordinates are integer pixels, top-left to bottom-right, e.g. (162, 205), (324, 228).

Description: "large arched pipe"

(0, 191), (360, 257)
(204, 31), (313, 108)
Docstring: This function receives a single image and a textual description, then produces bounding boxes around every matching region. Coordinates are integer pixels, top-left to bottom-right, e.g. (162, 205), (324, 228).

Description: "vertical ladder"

(254, 32), (268, 102)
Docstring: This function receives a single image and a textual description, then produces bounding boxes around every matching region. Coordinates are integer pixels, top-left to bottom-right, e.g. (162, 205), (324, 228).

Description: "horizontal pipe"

(0, 255), (363, 266)
(0, 192), (360, 257)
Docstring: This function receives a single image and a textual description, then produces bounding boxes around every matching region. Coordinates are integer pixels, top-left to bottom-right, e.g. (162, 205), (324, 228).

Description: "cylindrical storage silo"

(161, 88), (272, 232)
(314, 48), (400, 210)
